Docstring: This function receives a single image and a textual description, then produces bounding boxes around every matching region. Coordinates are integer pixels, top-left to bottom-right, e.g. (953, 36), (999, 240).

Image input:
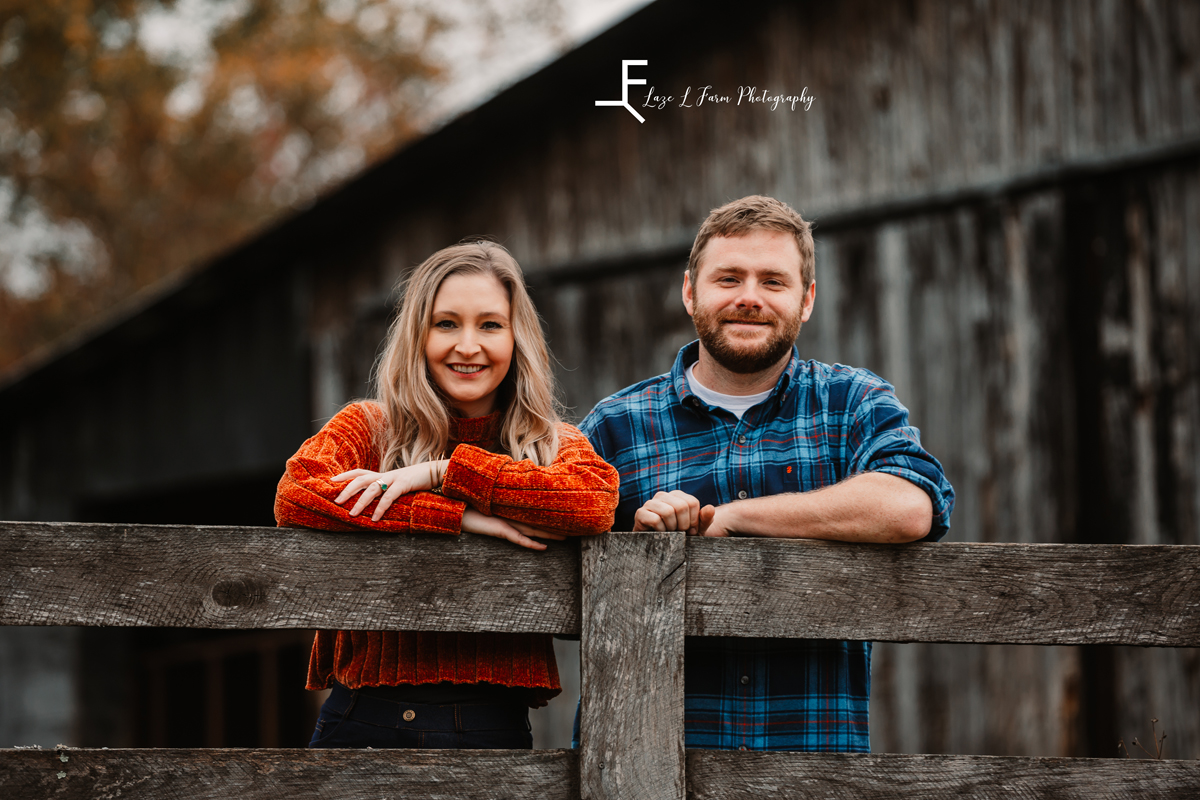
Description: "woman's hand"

(333, 460), (450, 521)
(460, 508), (567, 551)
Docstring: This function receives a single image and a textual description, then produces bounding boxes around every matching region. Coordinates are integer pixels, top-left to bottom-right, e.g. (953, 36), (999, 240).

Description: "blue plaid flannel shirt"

(579, 341), (954, 751)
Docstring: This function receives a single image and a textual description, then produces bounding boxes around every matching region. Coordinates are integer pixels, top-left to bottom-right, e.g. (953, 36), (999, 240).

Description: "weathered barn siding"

(1, 0), (1197, 754)
(337, 0), (1200, 284)
(0, 268), (311, 523)
(800, 194), (1084, 758)
(0, 273), (313, 747)
(299, 0), (1200, 408)
(1078, 165), (1200, 760)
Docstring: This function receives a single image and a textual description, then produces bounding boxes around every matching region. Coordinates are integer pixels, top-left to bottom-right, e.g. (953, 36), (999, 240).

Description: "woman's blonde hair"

(371, 240), (561, 469)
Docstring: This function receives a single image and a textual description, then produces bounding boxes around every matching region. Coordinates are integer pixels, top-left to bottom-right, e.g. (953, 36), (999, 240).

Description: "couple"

(275, 194), (955, 753)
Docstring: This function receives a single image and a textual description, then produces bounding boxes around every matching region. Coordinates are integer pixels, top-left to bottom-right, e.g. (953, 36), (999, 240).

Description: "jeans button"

(403, 709), (416, 722)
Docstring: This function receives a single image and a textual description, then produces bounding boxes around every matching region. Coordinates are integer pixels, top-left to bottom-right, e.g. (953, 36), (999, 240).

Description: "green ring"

(379, 483), (388, 491)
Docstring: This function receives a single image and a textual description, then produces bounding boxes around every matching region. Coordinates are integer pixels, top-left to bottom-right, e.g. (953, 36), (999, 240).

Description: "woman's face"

(425, 272), (515, 418)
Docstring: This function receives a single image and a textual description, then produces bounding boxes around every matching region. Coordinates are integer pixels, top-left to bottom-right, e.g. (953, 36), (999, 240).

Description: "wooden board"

(685, 539), (1200, 646)
(5, 524), (1200, 648)
(686, 751), (1200, 799)
(0, 521), (579, 634)
(5, 747), (1196, 800)
(0, 747), (577, 800)
(580, 531), (686, 800)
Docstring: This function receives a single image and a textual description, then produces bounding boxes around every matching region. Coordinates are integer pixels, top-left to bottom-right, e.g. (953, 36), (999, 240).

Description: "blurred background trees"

(0, 0), (573, 371)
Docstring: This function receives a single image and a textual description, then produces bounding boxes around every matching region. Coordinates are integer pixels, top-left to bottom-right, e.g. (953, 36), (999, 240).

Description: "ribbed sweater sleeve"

(274, 403), (465, 535)
(440, 424), (619, 534)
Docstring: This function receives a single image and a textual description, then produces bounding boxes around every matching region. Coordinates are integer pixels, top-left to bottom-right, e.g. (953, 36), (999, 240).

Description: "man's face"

(683, 229), (815, 374)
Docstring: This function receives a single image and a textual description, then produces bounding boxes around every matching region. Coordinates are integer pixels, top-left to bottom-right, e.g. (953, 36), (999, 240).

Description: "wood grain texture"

(0, 521), (578, 634)
(580, 532), (686, 800)
(685, 539), (1200, 646)
(6, 523), (1200, 648)
(1092, 168), (1200, 759)
(686, 751), (1200, 799)
(0, 747), (578, 800)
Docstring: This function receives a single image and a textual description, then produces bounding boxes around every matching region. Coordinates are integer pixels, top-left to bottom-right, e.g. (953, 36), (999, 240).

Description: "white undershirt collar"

(685, 362), (773, 420)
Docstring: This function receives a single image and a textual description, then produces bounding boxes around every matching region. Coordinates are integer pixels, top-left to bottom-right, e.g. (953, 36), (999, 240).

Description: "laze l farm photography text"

(642, 84), (815, 111)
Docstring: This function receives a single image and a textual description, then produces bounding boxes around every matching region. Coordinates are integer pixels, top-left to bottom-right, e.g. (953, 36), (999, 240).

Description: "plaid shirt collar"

(669, 339), (801, 417)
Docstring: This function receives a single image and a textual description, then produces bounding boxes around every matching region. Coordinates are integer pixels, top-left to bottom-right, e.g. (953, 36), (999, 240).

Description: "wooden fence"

(2, 521), (1199, 798)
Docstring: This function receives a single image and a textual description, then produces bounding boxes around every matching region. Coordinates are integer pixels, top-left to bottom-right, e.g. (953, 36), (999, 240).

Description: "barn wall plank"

(1107, 165), (1200, 761)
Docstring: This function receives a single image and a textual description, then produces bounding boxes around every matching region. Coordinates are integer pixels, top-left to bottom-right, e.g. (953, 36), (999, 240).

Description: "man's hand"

(694, 504), (724, 536)
(633, 490), (718, 535)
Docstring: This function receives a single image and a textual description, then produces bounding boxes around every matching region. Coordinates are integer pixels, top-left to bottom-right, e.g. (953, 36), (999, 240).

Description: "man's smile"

(721, 317), (774, 330)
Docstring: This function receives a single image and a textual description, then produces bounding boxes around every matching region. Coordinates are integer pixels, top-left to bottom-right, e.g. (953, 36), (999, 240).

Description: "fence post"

(579, 531), (686, 800)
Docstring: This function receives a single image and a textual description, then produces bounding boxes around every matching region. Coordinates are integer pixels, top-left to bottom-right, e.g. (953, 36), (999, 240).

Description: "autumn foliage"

(0, 0), (517, 373)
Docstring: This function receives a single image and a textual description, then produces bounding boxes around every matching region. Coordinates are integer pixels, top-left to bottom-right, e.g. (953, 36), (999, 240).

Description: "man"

(579, 195), (954, 752)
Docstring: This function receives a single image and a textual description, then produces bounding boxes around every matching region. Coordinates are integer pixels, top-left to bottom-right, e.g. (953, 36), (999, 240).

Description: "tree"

(0, 0), (561, 372)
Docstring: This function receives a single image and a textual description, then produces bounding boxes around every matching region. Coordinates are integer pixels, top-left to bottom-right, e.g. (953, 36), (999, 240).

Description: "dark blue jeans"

(309, 683), (532, 749)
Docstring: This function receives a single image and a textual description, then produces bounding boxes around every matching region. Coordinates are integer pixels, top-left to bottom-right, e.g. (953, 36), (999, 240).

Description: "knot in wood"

(211, 578), (265, 608)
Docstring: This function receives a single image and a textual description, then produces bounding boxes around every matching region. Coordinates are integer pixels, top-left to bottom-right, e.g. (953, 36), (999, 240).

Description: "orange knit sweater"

(274, 402), (618, 705)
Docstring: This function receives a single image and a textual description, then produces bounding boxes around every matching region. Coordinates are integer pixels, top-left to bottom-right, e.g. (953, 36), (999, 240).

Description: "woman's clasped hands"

(332, 461), (567, 551)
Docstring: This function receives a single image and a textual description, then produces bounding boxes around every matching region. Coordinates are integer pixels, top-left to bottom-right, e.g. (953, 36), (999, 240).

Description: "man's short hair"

(687, 195), (815, 289)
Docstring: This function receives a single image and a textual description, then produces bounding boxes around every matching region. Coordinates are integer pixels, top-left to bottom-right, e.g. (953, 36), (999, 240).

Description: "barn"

(2, 0), (1198, 756)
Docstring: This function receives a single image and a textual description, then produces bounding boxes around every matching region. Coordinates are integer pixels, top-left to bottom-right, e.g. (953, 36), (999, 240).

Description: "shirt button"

(738, 435), (747, 444)
(738, 490), (748, 500)
(403, 710), (416, 722)
(740, 675), (750, 685)
(738, 745), (747, 751)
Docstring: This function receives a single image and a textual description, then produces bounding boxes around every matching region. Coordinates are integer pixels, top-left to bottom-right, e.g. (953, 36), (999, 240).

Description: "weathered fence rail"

(2, 521), (1199, 798)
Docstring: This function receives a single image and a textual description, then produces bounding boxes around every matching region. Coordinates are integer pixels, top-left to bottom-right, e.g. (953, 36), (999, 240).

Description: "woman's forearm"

(442, 434), (618, 534)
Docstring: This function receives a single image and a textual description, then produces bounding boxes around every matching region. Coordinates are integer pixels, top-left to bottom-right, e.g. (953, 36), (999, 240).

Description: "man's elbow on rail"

(886, 478), (935, 543)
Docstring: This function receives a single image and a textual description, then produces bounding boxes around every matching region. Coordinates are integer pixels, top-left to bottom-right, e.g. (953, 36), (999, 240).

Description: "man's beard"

(692, 303), (802, 374)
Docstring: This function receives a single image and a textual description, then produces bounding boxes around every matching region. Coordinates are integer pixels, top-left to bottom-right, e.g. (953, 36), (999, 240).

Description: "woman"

(275, 241), (618, 749)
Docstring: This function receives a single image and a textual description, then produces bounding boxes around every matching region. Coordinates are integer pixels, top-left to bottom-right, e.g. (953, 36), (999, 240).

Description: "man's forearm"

(712, 472), (932, 543)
